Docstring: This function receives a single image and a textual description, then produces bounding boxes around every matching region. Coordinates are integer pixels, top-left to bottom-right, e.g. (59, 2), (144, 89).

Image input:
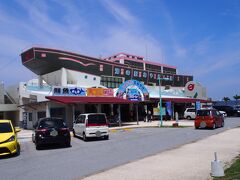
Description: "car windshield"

(39, 119), (66, 129)
(88, 114), (106, 124)
(0, 122), (13, 133)
(197, 110), (211, 116)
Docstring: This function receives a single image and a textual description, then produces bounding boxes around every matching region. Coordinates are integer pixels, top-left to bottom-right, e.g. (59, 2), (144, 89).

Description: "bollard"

(211, 152), (224, 177)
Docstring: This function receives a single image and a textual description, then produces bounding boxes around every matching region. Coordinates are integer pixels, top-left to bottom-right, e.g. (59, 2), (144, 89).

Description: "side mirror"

(15, 127), (21, 133)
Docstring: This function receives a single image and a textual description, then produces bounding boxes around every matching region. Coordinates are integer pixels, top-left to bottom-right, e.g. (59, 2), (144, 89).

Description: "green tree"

(233, 94), (240, 101)
(223, 97), (230, 103)
(233, 94), (240, 105)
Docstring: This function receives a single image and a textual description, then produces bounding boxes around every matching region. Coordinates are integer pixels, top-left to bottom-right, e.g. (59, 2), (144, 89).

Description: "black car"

(32, 117), (71, 149)
(213, 105), (240, 117)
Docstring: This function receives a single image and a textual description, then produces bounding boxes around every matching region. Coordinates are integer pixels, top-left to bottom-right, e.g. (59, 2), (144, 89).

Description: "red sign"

(187, 83), (195, 91)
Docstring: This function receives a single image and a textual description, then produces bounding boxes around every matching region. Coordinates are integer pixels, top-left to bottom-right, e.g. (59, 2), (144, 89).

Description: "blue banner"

(196, 101), (201, 110)
(166, 101), (172, 116)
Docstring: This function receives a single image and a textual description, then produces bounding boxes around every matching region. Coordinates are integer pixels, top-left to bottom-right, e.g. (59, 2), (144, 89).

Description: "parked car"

(73, 113), (109, 141)
(213, 105), (240, 117)
(218, 110), (227, 117)
(195, 109), (224, 129)
(32, 117), (71, 150)
(184, 108), (196, 120)
(0, 120), (21, 156)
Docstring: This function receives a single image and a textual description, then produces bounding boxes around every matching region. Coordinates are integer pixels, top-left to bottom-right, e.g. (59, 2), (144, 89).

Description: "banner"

(195, 101), (201, 110)
(166, 101), (172, 116)
(87, 88), (114, 97)
(52, 86), (86, 96)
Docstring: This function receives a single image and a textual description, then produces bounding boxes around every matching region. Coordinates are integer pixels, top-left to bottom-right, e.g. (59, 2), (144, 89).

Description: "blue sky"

(0, 0), (239, 100)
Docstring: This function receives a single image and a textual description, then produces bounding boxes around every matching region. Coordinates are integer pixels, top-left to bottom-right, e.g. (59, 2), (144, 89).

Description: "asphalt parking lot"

(1, 118), (240, 180)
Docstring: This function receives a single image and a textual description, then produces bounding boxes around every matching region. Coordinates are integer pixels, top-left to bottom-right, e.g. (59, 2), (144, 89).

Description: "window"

(100, 64), (103, 71)
(187, 109), (195, 112)
(29, 113), (33, 121)
(197, 110), (210, 116)
(0, 123), (13, 133)
(212, 110), (217, 116)
(39, 118), (65, 128)
(37, 111), (46, 119)
(87, 114), (106, 124)
(0, 112), (3, 119)
(100, 76), (123, 88)
(75, 117), (80, 124)
(79, 115), (85, 123)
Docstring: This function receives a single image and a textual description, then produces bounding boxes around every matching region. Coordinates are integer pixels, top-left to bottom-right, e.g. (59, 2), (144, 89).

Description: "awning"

(46, 96), (136, 104)
(150, 97), (211, 103)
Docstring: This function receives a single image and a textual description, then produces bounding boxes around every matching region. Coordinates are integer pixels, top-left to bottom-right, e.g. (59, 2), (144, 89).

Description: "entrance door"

(50, 108), (66, 120)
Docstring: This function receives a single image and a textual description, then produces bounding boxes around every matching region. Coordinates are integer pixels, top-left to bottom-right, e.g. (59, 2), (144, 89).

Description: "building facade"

(16, 47), (209, 129)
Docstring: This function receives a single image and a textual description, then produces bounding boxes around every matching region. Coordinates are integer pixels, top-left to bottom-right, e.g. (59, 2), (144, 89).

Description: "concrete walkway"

(110, 120), (193, 131)
(83, 127), (240, 180)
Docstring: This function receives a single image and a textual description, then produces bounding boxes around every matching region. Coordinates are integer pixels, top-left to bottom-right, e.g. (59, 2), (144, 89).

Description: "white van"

(184, 108), (196, 120)
(73, 113), (109, 141)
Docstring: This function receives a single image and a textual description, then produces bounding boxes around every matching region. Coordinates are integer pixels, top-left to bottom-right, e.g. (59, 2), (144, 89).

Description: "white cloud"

(101, 0), (138, 26)
(192, 52), (240, 77)
(0, 0), (166, 86)
(0, 35), (30, 56)
(99, 27), (163, 61)
(192, 36), (213, 56)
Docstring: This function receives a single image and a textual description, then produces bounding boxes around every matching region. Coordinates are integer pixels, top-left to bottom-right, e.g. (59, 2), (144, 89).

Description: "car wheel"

(104, 135), (109, 140)
(195, 126), (199, 129)
(83, 133), (88, 142)
(187, 116), (191, 120)
(15, 143), (20, 156)
(73, 129), (76, 137)
(65, 141), (71, 148)
(36, 143), (41, 150)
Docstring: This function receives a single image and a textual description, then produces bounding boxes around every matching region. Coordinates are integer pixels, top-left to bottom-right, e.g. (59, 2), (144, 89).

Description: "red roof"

(151, 97), (211, 103)
(46, 96), (136, 104)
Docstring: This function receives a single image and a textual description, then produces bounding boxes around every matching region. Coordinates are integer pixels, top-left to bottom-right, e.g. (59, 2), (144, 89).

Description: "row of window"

(124, 60), (144, 69)
(100, 76), (123, 88)
(101, 76), (122, 83)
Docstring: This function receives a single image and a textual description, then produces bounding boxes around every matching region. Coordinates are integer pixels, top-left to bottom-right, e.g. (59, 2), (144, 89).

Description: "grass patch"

(214, 155), (240, 180)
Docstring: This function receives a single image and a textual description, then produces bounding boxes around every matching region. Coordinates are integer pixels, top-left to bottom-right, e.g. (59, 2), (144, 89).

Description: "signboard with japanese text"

(87, 88), (114, 97)
(116, 80), (149, 101)
(113, 66), (132, 79)
(52, 86), (86, 96)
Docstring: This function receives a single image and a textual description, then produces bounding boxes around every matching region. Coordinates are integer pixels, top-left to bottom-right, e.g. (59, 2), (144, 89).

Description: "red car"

(195, 109), (224, 129)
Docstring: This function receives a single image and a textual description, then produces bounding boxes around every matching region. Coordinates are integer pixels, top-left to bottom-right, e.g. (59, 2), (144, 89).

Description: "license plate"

(96, 131), (101, 137)
(50, 130), (58, 136)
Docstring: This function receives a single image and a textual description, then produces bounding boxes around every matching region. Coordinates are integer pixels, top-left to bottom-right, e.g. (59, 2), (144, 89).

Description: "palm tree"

(233, 94), (240, 105)
(223, 97), (230, 104)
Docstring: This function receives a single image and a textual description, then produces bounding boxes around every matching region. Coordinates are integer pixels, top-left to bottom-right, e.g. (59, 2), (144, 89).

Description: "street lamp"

(158, 77), (169, 127)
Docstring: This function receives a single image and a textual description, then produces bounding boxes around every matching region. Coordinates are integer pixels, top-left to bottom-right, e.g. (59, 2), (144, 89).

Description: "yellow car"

(0, 120), (21, 156)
